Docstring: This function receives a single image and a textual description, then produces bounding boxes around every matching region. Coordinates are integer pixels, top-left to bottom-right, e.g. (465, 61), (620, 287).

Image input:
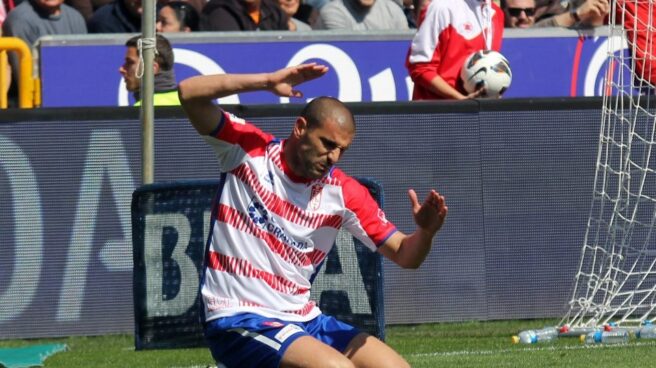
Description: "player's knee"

(324, 357), (356, 368)
(282, 356), (354, 368)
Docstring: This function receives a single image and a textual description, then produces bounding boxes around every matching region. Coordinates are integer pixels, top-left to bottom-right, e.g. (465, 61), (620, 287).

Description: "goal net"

(562, 0), (656, 328)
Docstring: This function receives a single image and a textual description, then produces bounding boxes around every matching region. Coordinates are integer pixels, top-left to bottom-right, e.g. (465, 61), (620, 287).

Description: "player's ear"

(293, 116), (308, 138)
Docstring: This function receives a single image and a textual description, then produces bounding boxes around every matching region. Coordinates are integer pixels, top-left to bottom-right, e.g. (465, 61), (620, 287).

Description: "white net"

(562, 0), (656, 328)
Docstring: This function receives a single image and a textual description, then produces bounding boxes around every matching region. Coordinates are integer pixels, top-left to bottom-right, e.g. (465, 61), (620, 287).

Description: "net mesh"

(562, 0), (656, 327)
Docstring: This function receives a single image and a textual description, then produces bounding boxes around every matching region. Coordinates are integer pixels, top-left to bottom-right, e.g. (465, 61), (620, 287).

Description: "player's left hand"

(268, 63), (329, 98)
(408, 189), (448, 235)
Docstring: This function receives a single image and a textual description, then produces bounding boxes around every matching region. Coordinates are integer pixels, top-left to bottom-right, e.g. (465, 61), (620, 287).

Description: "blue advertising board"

(37, 28), (626, 107)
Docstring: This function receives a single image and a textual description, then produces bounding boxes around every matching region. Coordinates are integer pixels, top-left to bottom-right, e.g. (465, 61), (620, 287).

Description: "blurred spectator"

(501, 0), (535, 28)
(303, 0), (326, 13)
(2, 0), (86, 106)
(314, 0), (408, 30)
(532, 0), (608, 28)
(88, 0), (141, 33)
(119, 34), (181, 106)
(65, 0), (113, 22)
(278, 0), (312, 31)
(0, 0), (7, 26)
(199, 0), (289, 31)
(401, 0), (415, 28)
(158, 0), (205, 14)
(406, 0), (504, 100)
(2, 0), (87, 45)
(294, 0), (317, 24)
(0, 26), (9, 100)
(157, 0), (199, 32)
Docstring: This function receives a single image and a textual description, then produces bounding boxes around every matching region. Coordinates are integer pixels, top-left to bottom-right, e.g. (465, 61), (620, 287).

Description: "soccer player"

(177, 63), (449, 368)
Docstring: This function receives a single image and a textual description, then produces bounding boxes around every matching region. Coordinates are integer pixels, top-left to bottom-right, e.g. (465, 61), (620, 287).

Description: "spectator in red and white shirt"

(406, 0), (504, 100)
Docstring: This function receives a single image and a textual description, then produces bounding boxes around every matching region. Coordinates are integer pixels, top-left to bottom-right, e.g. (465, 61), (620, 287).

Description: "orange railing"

(0, 37), (41, 108)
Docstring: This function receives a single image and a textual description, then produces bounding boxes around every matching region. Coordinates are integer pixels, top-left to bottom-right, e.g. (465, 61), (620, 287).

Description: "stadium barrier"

(131, 178), (386, 349)
(37, 27), (617, 107)
(0, 37), (40, 108)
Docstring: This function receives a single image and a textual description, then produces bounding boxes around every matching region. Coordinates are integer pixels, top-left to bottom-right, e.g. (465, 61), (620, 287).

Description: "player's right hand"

(268, 63), (329, 98)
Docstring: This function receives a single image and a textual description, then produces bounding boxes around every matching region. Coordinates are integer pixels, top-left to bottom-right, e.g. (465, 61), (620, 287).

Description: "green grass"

(2, 319), (656, 367)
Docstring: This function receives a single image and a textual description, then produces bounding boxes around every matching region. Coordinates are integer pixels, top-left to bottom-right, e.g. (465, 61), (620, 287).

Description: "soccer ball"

(460, 50), (512, 98)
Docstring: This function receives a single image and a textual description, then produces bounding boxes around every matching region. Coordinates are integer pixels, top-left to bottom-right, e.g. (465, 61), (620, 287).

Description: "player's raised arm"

(177, 63), (329, 135)
(378, 189), (448, 269)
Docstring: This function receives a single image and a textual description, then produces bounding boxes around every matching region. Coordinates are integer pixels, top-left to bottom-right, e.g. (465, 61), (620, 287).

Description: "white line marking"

(408, 340), (656, 358)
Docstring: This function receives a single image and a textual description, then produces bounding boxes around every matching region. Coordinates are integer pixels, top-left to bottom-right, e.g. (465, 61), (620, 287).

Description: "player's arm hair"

(378, 189), (447, 269)
(379, 231), (434, 269)
(177, 73), (272, 135)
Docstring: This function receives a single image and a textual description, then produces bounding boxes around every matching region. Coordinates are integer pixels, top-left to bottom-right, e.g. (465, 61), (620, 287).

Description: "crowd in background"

(0, 0), (613, 105)
(0, 0), (612, 35)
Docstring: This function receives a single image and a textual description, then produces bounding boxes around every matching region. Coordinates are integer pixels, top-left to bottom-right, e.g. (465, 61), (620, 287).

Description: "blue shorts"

(204, 313), (361, 368)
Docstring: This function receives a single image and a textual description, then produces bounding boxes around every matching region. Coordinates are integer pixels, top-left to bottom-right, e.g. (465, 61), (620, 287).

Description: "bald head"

(300, 97), (355, 134)
(284, 97), (355, 180)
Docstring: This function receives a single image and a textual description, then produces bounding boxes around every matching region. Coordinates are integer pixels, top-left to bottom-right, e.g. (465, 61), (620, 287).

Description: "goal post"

(561, 0), (656, 329)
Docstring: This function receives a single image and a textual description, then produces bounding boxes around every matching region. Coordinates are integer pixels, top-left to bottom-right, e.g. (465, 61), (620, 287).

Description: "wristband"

(570, 8), (581, 22)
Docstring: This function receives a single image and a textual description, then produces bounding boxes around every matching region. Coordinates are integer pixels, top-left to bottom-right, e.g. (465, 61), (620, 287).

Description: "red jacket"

(406, 0), (504, 100)
(618, 0), (655, 87)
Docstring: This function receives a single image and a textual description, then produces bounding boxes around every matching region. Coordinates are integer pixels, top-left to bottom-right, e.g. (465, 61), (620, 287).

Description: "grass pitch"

(2, 319), (656, 367)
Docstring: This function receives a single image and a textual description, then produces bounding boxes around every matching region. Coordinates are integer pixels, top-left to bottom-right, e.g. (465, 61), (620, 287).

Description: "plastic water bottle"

(512, 327), (558, 344)
(581, 330), (629, 344)
(636, 324), (656, 339)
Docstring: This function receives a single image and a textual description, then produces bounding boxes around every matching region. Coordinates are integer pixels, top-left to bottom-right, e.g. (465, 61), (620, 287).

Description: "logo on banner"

(309, 184), (323, 211)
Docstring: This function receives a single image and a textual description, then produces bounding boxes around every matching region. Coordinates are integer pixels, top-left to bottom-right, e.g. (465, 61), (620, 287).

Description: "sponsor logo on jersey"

(248, 197), (309, 250)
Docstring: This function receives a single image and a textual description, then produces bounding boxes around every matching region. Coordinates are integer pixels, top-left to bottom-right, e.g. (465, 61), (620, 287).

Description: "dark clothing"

(88, 0), (140, 33)
(65, 0), (113, 22)
(199, 0), (288, 31)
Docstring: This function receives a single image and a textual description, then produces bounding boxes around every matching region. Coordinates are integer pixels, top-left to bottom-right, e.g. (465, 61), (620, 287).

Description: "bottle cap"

(511, 336), (520, 344)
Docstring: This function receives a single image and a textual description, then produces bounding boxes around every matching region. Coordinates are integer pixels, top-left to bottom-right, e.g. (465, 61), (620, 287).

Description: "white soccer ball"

(460, 50), (512, 98)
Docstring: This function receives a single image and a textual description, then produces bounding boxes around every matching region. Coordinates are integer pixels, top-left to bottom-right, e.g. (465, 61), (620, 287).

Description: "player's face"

(119, 47), (140, 92)
(294, 118), (354, 180)
(157, 6), (183, 32)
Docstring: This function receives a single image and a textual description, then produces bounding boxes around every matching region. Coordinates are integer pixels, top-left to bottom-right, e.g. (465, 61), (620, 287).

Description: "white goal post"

(561, 0), (656, 328)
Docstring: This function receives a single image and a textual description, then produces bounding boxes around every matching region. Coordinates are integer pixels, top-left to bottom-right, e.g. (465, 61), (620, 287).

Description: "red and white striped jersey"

(406, 0), (504, 100)
(200, 111), (397, 323)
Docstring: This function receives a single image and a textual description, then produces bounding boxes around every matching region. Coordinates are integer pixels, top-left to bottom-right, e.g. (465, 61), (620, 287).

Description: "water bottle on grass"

(511, 327), (558, 344)
(581, 330), (629, 344)
(637, 324), (656, 339)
